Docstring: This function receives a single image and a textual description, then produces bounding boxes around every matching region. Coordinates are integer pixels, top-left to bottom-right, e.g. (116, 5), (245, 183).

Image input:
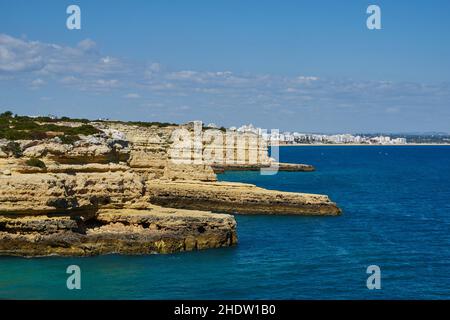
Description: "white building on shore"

(232, 124), (408, 145)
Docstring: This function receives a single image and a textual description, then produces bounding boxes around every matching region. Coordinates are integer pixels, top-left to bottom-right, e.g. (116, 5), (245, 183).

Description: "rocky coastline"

(212, 162), (315, 173)
(0, 114), (341, 256)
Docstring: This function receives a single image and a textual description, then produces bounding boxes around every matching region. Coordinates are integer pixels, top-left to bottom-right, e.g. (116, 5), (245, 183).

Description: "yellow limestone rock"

(147, 180), (341, 216)
(0, 207), (237, 256)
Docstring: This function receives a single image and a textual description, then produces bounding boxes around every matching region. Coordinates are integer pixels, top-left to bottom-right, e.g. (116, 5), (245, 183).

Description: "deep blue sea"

(1, 146), (450, 299)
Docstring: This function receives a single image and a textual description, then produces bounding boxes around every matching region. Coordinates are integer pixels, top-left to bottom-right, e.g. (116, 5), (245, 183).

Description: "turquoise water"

(1, 146), (450, 299)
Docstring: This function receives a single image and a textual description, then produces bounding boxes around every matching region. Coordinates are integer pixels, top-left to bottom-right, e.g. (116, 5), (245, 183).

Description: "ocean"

(1, 146), (450, 299)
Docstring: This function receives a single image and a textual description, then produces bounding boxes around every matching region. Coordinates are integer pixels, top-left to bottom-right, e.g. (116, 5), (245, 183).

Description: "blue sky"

(1, 0), (449, 133)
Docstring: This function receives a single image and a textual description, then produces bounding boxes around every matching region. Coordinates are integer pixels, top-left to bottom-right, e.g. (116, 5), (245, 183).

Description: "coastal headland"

(0, 114), (341, 256)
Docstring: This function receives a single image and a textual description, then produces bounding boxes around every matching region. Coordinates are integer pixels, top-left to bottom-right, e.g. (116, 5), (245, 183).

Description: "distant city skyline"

(1, 0), (449, 133)
(223, 123), (449, 144)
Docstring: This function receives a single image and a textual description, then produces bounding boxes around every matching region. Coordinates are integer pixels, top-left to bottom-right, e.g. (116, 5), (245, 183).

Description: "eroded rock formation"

(0, 118), (341, 256)
(0, 207), (237, 256)
(147, 180), (341, 216)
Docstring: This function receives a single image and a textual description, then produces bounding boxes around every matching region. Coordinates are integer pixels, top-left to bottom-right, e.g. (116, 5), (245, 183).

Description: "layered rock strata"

(0, 207), (237, 256)
(147, 180), (341, 216)
(212, 162), (315, 173)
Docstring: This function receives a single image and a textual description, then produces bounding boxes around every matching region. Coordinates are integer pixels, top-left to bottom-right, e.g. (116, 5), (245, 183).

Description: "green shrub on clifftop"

(25, 157), (46, 169)
(0, 141), (22, 158)
(58, 134), (80, 145)
(0, 111), (100, 141)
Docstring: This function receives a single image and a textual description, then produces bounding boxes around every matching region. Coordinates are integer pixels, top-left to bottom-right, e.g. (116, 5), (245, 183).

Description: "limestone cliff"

(0, 207), (237, 256)
(0, 116), (341, 256)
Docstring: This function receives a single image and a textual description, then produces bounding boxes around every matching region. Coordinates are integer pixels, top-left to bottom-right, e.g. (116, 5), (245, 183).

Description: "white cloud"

(77, 39), (97, 52)
(0, 34), (127, 91)
(1, 33), (449, 131)
(60, 76), (79, 84)
(296, 76), (319, 83)
(92, 79), (119, 90)
(101, 56), (112, 64)
(148, 62), (161, 72)
(123, 93), (140, 99)
(0, 34), (45, 73)
(31, 78), (46, 88)
(141, 102), (164, 108)
(166, 70), (201, 81)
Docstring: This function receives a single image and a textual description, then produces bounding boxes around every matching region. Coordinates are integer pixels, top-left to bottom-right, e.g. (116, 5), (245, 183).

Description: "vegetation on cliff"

(100, 119), (178, 128)
(25, 157), (46, 169)
(0, 112), (179, 144)
(0, 141), (22, 158)
(0, 111), (100, 142)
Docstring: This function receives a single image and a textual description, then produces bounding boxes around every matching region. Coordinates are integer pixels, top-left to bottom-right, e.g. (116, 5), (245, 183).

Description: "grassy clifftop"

(0, 111), (99, 141)
(0, 111), (178, 142)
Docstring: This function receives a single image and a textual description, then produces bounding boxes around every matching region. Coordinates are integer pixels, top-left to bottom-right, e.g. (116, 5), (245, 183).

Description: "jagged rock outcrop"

(0, 172), (147, 214)
(96, 123), (218, 181)
(0, 207), (237, 256)
(22, 134), (130, 164)
(147, 180), (341, 216)
(162, 162), (217, 181)
(212, 162), (315, 173)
